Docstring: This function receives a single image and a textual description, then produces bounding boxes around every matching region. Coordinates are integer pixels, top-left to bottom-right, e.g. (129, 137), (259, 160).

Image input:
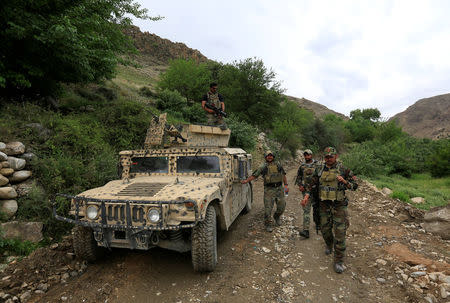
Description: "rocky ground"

(0, 167), (449, 303)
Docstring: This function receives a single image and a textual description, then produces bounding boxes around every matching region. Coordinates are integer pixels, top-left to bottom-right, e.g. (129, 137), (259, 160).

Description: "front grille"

(117, 183), (168, 197)
(106, 204), (147, 223)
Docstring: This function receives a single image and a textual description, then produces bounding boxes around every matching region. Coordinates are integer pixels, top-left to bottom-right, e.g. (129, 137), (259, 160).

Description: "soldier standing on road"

(201, 82), (226, 129)
(301, 147), (358, 273)
(295, 149), (320, 239)
(242, 150), (289, 232)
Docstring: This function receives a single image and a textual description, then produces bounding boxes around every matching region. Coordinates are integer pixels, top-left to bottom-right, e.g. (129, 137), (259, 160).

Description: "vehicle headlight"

(147, 208), (161, 223)
(86, 205), (99, 220)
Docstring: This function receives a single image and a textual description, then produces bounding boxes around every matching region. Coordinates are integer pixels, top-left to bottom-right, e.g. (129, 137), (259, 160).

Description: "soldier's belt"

(320, 186), (337, 192)
(265, 182), (282, 188)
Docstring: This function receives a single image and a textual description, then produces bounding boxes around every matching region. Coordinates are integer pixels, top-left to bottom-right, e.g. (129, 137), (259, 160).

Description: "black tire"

(191, 205), (217, 272)
(73, 226), (104, 262)
(243, 183), (253, 213)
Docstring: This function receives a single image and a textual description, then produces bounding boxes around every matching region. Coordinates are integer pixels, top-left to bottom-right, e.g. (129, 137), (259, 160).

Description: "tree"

(272, 100), (314, 155)
(217, 58), (285, 130)
(350, 108), (381, 121)
(157, 59), (212, 102)
(0, 0), (158, 96)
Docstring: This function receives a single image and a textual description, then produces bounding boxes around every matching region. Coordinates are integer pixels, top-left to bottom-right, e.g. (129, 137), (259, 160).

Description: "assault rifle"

(312, 195), (320, 234)
(205, 103), (227, 118)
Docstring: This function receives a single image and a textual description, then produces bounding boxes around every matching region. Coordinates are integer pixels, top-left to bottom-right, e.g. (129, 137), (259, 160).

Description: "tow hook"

(93, 230), (103, 242)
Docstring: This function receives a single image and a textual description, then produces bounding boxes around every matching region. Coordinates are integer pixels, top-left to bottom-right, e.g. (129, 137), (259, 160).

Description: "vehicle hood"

(76, 176), (225, 202)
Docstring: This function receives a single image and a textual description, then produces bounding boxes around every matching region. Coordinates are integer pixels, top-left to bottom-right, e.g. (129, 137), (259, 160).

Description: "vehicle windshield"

(176, 156), (220, 173)
(130, 157), (168, 173)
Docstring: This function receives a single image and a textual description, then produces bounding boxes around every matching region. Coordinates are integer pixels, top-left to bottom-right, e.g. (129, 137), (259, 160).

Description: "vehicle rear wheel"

(243, 183), (253, 213)
(73, 226), (104, 262)
(191, 205), (217, 272)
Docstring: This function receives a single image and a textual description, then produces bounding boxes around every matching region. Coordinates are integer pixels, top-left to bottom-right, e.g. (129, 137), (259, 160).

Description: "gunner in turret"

(201, 82), (227, 129)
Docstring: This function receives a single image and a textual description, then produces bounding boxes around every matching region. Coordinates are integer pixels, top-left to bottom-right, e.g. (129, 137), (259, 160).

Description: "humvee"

(54, 114), (252, 272)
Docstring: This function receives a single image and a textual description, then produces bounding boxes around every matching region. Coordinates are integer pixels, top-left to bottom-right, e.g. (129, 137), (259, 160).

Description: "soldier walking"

(301, 147), (358, 273)
(201, 82), (226, 129)
(295, 149), (320, 238)
(242, 151), (289, 232)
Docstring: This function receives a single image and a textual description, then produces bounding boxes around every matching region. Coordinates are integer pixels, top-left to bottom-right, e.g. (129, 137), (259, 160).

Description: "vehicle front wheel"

(191, 205), (217, 272)
(73, 226), (104, 262)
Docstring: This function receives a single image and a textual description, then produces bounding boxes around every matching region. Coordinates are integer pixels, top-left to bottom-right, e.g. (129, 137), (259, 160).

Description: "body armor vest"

(301, 160), (316, 186)
(206, 91), (221, 108)
(264, 162), (283, 185)
(319, 166), (345, 201)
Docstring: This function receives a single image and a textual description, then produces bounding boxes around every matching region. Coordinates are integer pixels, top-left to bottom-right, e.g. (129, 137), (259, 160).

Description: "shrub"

(227, 115), (258, 151)
(139, 86), (156, 98)
(427, 140), (450, 177)
(391, 191), (410, 202)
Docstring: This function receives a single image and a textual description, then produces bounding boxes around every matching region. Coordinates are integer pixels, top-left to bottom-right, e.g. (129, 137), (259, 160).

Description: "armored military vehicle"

(54, 114), (252, 272)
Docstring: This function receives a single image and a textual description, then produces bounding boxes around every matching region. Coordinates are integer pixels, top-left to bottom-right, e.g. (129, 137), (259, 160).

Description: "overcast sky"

(133, 0), (450, 118)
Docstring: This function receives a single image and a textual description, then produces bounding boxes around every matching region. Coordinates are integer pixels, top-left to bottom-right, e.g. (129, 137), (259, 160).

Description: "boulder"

(12, 179), (35, 197)
(0, 168), (14, 176)
(7, 157), (26, 170)
(382, 187), (393, 195)
(4, 142), (25, 155)
(0, 142), (5, 152)
(9, 170), (32, 183)
(0, 200), (18, 218)
(20, 152), (36, 163)
(0, 151), (7, 161)
(423, 205), (450, 240)
(0, 187), (17, 199)
(26, 123), (51, 140)
(411, 197), (425, 204)
(1, 161), (9, 168)
(0, 221), (43, 242)
(0, 174), (8, 186)
(424, 205), (450, 222)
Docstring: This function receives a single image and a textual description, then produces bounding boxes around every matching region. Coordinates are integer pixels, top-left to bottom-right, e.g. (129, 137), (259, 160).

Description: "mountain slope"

(286, 95), (348, 119)
(389, 93), (450, 139)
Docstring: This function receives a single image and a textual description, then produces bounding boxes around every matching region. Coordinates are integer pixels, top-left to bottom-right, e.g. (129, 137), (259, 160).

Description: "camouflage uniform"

(205, 91), (224, 126)
(252, 161), (286, 226)
(295, 159), (320, 231)
(306, 155), (357, 264)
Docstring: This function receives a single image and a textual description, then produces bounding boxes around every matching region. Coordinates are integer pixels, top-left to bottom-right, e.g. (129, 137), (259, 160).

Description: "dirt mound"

(389, 93), (450, 139)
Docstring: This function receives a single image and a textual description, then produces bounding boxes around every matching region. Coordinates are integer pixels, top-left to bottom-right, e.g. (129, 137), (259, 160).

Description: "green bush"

(156, 89), (187, 112)
(340, 143), (384, 177)
(427, 140), (450, 177)
(139, 86), (156, 98)
(391, 191), (410, 202)
(157, 59), (212, 101)
(227, 115), (258, 151)
(0, 237), (40, 258)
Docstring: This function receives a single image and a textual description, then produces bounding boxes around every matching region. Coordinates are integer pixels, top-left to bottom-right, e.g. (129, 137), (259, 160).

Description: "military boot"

(334, 262), (345, 274)
(273, 215), (282, 226)
(325, 246), (333, 255)
(299, 230), (309, 238)
(265, 224), (273, 232)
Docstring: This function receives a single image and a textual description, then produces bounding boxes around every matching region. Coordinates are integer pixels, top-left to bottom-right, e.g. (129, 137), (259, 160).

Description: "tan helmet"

(303, 149), (313, 155)
(264, 150), (274, 158)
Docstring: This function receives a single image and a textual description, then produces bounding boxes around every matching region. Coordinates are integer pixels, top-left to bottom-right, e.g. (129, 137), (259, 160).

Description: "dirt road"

(2, 167), (449, 303)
